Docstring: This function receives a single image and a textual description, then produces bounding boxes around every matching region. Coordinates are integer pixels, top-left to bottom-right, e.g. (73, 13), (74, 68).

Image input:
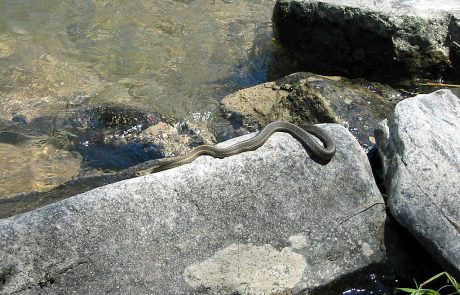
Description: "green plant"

(398, 272), (460, 295)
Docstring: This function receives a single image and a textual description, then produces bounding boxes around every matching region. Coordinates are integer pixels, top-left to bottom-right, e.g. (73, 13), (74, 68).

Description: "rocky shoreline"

(1, 87), (458, 294)
(0, 0), (459, 294)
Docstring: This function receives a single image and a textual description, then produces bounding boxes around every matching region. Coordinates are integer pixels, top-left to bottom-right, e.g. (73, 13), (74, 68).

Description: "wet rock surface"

(375, 89), (460, 276)
(223, 72), (403, 148)
(0, 104), (215, 217)
(0, 104), (163, 197)
(272, 0), (460, 82)
(0, 124), (387, 294)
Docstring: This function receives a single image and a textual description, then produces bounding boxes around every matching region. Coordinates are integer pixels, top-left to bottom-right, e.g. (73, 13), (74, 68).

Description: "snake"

(0, 122), (336, 218)
(138, 121), (336, 174)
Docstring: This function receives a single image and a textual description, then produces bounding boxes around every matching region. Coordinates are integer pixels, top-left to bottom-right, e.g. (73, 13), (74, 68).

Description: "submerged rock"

(0, 139), (82, 199)
(223, 72), (402, 148)
(272, 0), (460, 82)
(0, 104), (164, 198)
(375, 89), (460, 276)
(0, 104), (214, 215)
(0, 124), (387, 294)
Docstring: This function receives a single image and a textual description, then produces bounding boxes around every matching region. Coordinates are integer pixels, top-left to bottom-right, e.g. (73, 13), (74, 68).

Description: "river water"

(0, 0), (286, 197)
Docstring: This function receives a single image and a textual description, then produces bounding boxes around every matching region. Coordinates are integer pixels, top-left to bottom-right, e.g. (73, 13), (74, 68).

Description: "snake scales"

(135, 121), (336, 174)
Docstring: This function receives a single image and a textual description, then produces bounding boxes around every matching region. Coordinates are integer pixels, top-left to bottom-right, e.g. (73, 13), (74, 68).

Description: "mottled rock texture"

(376, 89), (460, 276)
(273, 0), (460, 81)
(0, 124), (386, 294)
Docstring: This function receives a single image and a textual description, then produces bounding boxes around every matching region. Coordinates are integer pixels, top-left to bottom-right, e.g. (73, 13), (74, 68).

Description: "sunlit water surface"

(0, 0), (284, 196)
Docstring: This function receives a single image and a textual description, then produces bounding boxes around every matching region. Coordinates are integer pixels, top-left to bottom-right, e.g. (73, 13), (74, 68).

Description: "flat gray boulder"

(273, 0), (460, 81)
(376, 90), (460, 275)
(0, 124), (386, 294)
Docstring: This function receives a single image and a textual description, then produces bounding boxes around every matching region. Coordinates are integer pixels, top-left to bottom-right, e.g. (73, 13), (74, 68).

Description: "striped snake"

(139, 121), (336, 174)
(0, 122), (336, 218)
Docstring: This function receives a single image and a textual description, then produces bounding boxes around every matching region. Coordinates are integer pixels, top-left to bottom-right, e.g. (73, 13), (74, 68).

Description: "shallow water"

(0, 0), (282, 197)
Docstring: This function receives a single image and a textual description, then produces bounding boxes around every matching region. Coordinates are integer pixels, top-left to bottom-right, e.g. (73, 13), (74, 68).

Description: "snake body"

(1, 122), (335, 218)
(145, 121), (336, 174)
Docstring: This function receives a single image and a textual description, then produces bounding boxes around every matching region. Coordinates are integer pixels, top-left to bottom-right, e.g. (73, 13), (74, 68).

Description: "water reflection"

(0, 0), (279, 197)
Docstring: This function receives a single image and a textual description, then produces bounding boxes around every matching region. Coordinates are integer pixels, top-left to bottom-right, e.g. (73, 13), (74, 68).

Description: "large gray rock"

(375, 90), (460, 275)
(0, 125), (386, 294)
(273, 0), (460, 81)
